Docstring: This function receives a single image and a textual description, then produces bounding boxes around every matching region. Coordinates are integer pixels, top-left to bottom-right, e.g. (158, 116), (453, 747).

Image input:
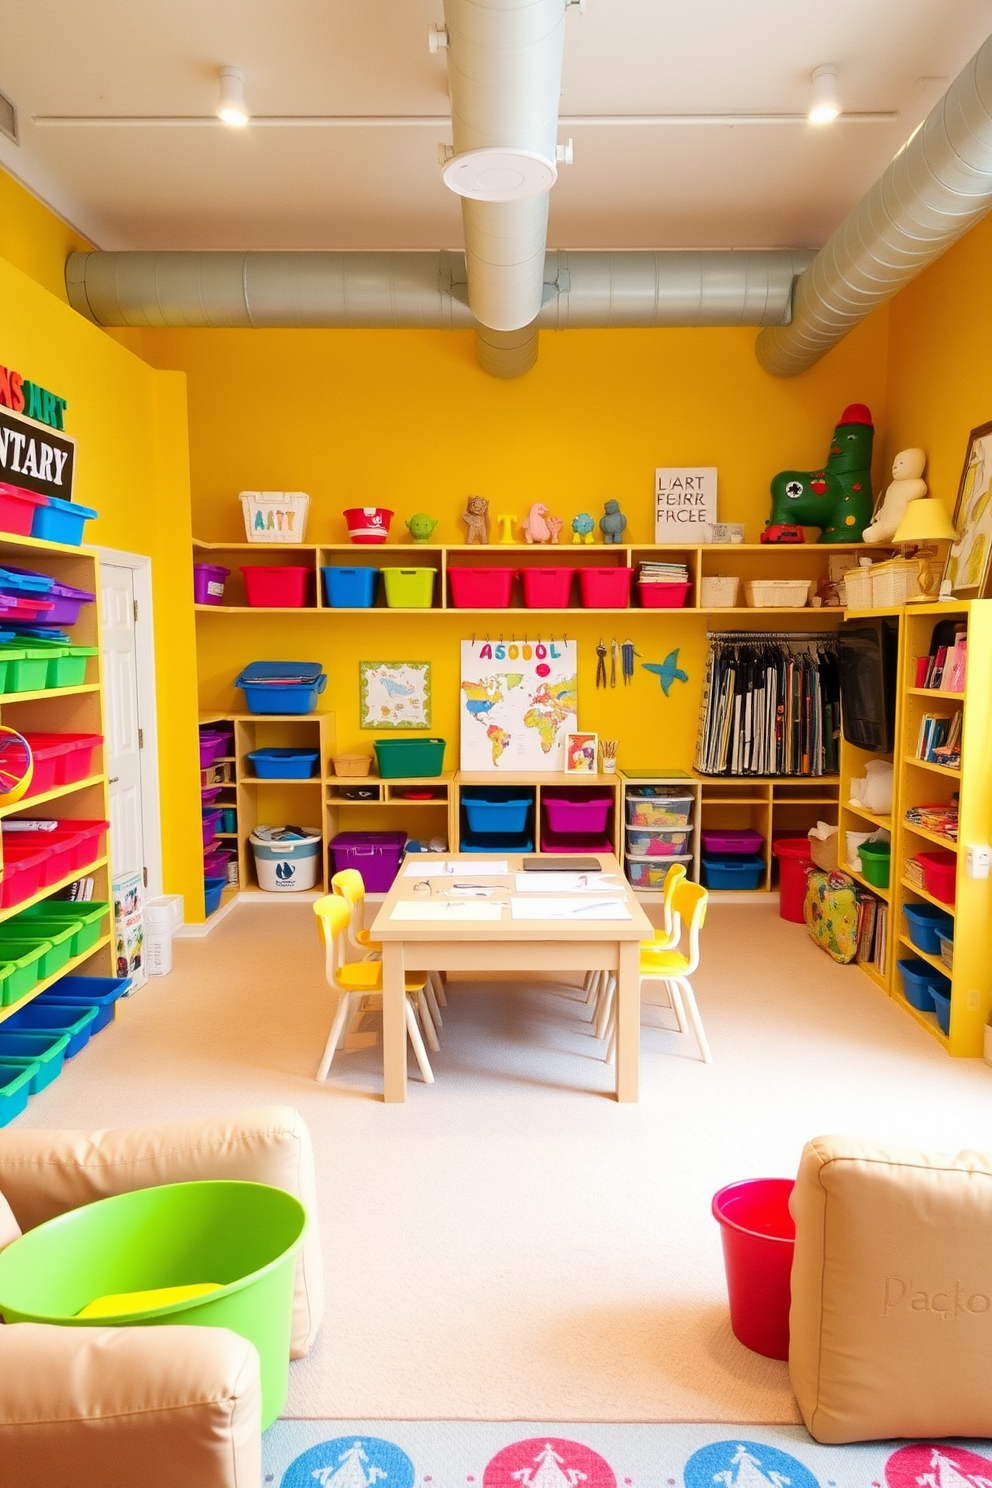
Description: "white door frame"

(93, 547), (164, 899)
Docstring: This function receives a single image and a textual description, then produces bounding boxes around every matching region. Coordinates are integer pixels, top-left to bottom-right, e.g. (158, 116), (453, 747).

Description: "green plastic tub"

(0, 963), (16, 1007)
(0, 938), (53, 1000)
(0, 1062), (37, 1125)
(373, 737), (446, 778)
(45, 645), (98, 688)
(0, 925), (75, 979)
(858, 839), (891, 889)
(381, 567), (436, 608)
(0, 1179), (307, 1428)
(0, 1031), (70, 1092)
(16, 901), (109, 957)
(0, 645), (52, 693)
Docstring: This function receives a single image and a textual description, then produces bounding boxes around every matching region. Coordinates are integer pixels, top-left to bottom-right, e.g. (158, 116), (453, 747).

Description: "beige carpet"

(16, 902), (992, 1422)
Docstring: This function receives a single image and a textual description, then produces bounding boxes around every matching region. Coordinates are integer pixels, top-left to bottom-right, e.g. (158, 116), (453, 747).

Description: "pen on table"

(568, 901), (620, 915)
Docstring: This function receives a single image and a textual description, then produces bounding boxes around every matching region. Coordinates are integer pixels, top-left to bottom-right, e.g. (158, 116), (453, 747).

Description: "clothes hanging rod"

(706, 631), (838, 641)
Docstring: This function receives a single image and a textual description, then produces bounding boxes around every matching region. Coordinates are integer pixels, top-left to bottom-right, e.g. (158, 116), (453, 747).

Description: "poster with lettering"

(655, 466), (716, 539)
(0, 405), (75, 501)
(460, 638), (577, 771)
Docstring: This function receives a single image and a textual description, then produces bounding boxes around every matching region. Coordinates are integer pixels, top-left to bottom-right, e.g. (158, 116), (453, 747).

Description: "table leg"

(615, 939), (640, 1102)
(381, 941), (407, 1104)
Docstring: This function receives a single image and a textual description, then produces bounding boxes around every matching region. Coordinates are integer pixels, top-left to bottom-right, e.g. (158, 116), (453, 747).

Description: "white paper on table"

(391, 900), (505, 922)
(402, 859), (509, 878)
(513, 873), (624, 894)
(510, 897), (632, 921)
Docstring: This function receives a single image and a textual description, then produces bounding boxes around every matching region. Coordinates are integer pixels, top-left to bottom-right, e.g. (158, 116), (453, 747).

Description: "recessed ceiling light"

(217, 67), (249, 127)
(809, 65), (840, 125)
(441, 147), (557, 201)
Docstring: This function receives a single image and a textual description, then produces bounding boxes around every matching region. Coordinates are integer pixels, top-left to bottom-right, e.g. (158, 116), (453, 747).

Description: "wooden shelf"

(240, 776), (322, 786)
(843, 802), (891, 830)
(899, 875), (956, 916)
(0, 684), (100, 705)
(907, 687), (965, 699)
(0, 934), (112, 1026)
(897, 933), (951, 976)
(904, 755), (961, 778)
(858, 959), (888, 990)
(902, 821), (958, 850)
(0, 857), (109, 926)
(846, 863), (890, 901)
(896, 992), (949, 1049)
(0, 774), (104, 820)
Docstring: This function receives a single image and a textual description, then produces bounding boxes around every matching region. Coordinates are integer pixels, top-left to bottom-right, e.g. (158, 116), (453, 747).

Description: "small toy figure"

(522, 502), (552, 543)
(496, 513), (517, 543)
(600, 499), (627, 544)
(760, 524), (806, 544)
(406, 513), (438, 544)
(863, 449), (927, 542)
(571, 512), (595, 544)
(766, 404), (875, 543)
(462, 496), (491, 545)
(546, 514), (564, 544)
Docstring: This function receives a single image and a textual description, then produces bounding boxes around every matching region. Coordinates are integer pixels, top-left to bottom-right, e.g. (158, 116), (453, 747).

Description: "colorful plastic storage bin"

(329, 831), (407, 892)
(701, 854), (765, 889)
(898, 957), (948, 1013)
(449, 568), (516, 609)
(918, 849), (956, 904)
(20, 733), (102, 794)
(321, 567), (379, 608)
(239, 566), (312, 608)
(542, 792), (613, 835)
(702, 828), (765, 855)
(0, 922), (76, 979)
(202, 807), (223, 846)
(521, 568), (575, 608)
(382, 568), (436, 608)
(626, 826), (692, 857)
(30, 497), (98, 547)
(638, 581), (692, 609)
(0, 643), (52, 692)
(193, 563), (230, 605)
(0, 1063), (36, 1125)
(36, 974), (131, 1034)
(772, 837), (813, 923)
(3, 1001), (98, 1057)
(857, 838), (891, 888)
(931, 986), (952, 1036)
(247, 748), (319, 779)
(462, 792), (532, 835)
(373, 738), (446, 778)
(577, 567), (633, 608)
(0, 484), (48, 538)
(235, 662), (327, 715)
(16, 901), (109, 957)
(204, 876), (227, 916)
(27, 579), (94, 626)
(627, 853), (692, 888)
(0, 1031), (69, 1092)
(626, 793), (694, 827)
(199, 731), (229, 767)
(902, 902), (954, 954)
(712, 1178), (795, 1360)
(0, 843), (51, 910)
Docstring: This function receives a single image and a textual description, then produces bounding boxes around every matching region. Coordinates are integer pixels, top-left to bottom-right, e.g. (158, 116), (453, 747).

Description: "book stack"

(905, 800), (959, 842)
(916, 710), (962, 768)
(915, 624), (967, 691)
(639, 561), (690, 586)
(855, 891), (887, 971)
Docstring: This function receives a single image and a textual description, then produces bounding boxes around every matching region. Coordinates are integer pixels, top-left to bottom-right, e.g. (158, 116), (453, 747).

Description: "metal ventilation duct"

(757, 31), (992, 377)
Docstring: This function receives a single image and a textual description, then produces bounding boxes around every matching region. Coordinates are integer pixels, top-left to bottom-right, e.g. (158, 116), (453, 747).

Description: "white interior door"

(100, 564), (145, 882)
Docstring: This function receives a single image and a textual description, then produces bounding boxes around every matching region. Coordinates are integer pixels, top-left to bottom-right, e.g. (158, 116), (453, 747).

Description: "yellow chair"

(603, 876), (712, 1065)
(312, 895), (435, 1084)
(593, 862), (686, 1036)
(330, 868), (444, 1048)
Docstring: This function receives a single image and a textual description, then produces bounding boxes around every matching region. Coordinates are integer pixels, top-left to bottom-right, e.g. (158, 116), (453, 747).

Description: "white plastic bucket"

(146, 930), (173, 977)
(145, 894), (183, 932)
(250, 830), (321, 892)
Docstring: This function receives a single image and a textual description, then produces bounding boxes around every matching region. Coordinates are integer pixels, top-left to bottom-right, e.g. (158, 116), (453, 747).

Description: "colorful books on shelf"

(916, 711), (961, 766)
(855, 891), (886, 970)
(915, 625), (967, 691)
(639, 561), (690, 585)
(904, 800), (959, 842)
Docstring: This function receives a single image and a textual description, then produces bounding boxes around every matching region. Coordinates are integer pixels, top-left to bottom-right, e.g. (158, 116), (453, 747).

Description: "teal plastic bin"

(0, 1063), (37, 1125)
(0, 1031), (70, 1092)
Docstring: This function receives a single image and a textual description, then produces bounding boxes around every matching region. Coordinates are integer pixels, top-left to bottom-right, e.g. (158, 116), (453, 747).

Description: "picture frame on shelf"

(359, 661), (431, 729)
(941, 419), (992, 598)
(565, 731), (598, 774)
(655, 467), (717, 542)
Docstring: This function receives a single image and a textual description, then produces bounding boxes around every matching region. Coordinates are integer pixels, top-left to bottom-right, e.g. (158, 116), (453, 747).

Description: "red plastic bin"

(521, 568), (576, 608)
(21, 733), (103, 795)
(40, 820), (108, 878)
(577, 567), (633, 608)
(449, 568), (516, 609)
(712, 1177), (795, 1360)
(772, 837), (813, 923)
(0, 484), (48, 538)
(239, 565), (312, 608)
(918, 848), (956, 905)
(638, 581), (692, 609)
(0, 841), (52, 907)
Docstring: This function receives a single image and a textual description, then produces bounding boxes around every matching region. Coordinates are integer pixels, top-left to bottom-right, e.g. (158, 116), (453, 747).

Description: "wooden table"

(370, 852), (655, 1103)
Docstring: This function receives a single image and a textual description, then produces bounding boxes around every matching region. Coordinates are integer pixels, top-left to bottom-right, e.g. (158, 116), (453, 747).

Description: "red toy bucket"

(772, 837), (813, 923)
(712, 1178), (795, 1359)
(344, 507), (393, 545)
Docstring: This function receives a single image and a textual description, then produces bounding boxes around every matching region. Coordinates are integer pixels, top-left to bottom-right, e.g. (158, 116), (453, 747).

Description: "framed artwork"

(564, 731), (598, 774)
(942, 420), (992, 598)
(655, 467), (717, 541)
(359, 661), (431, 729)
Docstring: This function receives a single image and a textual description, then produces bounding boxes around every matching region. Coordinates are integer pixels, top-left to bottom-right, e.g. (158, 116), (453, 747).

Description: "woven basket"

(745, 579), (810, 608)
(700, 576), (740, 608)
(868, 557), (922, 605)
(842, 566), (874, 607)
(332, 754), (373, 777)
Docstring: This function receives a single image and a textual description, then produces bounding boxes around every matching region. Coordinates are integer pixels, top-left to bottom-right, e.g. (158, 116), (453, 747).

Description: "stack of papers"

(510, 897), (632, 921)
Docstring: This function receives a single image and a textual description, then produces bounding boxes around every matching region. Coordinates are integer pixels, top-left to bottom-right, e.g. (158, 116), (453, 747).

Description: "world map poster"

(460, 639), (578, 772)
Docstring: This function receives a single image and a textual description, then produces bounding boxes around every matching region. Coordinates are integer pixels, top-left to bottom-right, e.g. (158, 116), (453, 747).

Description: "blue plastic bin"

(460, 829), (534, 854)
(30, 497), (99, 547)
(700, 854), (765, 889)
(0, 1063), (36, 1125)
(204, 875), (226, 916)
(0, 1030), (70, 1091)
(462, 793), (532, 834)
(247, 748), (320, 779)
(931, 986), (952, 1035)
(2, 1002), (97, 1057)
(897, 957), (950, 1013)
(36, 974), (131, 1034)
(0, 568), (53, 597)
(902, 902), (954, 956)
(236, 661), (327, 715)
(321, 567), (379, 608)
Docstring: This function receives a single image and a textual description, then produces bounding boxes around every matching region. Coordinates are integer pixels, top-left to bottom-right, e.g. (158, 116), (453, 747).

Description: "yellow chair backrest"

(331, 868), (365, 908)
(313, 893), (350, 945)
(670, 878), (708, 973)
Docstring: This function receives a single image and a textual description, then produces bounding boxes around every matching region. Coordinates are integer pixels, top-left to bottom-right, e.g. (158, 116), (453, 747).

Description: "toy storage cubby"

(453, 774), (623, 854)
(0, 533), (113, 1028)
(326, 773), (456, 859)
(620, 776), (700, 891)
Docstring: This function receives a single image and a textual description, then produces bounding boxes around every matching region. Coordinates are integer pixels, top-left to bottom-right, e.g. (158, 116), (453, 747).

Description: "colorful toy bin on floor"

(772, 837), (814, 923)
(0, 1179), (307, 1429)
(235, 662), (327, 715)
(712, 1177), (795, 1360)
(329, 831), (407, 893)
(249, 827), (322, 892)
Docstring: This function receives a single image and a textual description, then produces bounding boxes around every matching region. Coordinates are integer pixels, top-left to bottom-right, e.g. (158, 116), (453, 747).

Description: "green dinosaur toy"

(766, 404), (875, 543)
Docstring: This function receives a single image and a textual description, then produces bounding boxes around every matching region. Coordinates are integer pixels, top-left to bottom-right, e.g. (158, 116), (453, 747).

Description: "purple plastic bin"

(193, 563), (230, 605)
(201, 807), (223, 847)
(198, 731), (227, 768)
(329, 831), (407, 893)
(29, 580), (95, 627)
(542, 793), (613, 835)
(201, 784), (224, 804)
(700, 828), (765, 855)
(204, 846), (234, 875)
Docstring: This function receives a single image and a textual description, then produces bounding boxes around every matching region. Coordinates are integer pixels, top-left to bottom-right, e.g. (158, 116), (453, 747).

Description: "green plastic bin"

(16, 901), (109, 957)
(0, 1179), (307, 1429)
(0, 925), (75, 979)
(381, 567), (436, 608)
(0, 939), (53, 1000)
(0, 963), (16, 1007)
(0, 1062), (37, 1126)
(858, 839), (891, 889)
(0, 645), (52, 693)
(14, 638), (98, 688)
(373, 737), (446, 778)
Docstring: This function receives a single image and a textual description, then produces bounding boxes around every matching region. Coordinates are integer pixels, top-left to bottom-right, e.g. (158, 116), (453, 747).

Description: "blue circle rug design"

(684, 1440), (821, 1488)
(281, 1435), (416, 1488)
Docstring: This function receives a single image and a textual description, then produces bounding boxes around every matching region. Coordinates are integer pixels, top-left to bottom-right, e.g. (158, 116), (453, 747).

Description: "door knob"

(108, 776), (120, 784)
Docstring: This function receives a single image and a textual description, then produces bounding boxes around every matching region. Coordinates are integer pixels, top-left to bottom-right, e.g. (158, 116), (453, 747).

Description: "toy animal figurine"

(462, 495), (491, 545)
(406, 513), (438, 544)
(766, 404), (875, 543)
(522, 502), (552, 543)
(546, 514), (564, 544)
(571, 512), (595, 544)
(600, 499), (627, 544)
(863, 449), (927, 543)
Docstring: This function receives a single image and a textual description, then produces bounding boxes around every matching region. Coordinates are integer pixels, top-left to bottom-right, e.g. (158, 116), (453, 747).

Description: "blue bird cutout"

(642, 649), (689, 696)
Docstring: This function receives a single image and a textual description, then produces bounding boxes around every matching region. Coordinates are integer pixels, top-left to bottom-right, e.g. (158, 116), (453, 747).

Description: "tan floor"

(16, 902), (992, 1422)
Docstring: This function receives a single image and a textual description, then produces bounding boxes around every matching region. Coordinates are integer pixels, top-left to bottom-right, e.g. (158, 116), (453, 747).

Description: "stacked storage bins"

(700, 828), (766, 890)
(0, 972), (130, 1124)
(199, 723), (236, 915)
(625, 789), (694, 888)
(541, 788), (614, 853)
(460, 788), (533, 853)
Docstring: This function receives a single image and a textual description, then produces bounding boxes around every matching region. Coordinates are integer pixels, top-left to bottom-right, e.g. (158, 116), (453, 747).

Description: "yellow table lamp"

(892, 497), (957, 601)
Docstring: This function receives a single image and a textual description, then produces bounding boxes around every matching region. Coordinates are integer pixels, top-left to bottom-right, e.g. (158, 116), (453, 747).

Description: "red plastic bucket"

(772, 837), (813, 923)
(712, 1178), (795, 1359)
(343, 507), (393, 544)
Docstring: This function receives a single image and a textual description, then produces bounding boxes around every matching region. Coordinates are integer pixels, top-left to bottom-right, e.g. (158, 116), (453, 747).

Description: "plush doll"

(600, 499), (627, 544)
(462, 496), (491, 544)
(862, 449), (927, 543)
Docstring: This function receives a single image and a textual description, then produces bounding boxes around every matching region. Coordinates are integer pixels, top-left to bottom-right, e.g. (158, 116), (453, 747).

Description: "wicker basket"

(842, 566), (874, 607)
(332, 754), (374, 777)
(868, 557), (923, 605)
(744, 579), (810, 608)
(699, 575), (740, 608)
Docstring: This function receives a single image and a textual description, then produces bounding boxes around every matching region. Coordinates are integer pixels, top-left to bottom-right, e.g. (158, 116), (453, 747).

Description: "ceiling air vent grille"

(0, 89), (17, 145)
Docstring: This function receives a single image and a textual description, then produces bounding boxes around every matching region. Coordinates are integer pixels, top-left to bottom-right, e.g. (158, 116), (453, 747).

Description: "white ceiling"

(2, 0), (992, 254)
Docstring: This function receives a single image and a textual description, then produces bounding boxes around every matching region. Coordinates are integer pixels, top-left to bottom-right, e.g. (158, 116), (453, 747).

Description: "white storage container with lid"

(250, 825), (322, 891)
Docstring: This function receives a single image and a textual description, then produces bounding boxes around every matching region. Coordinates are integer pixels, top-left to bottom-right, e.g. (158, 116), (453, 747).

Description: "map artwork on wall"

(460, 639), (578, 771)
(359, 661), (431, 729)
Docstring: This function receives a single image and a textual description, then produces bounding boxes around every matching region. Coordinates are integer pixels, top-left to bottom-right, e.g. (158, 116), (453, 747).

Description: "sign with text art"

(0, 405), (75, 501)
(460, 638), (577, 772)
(655, 466), (716, 539)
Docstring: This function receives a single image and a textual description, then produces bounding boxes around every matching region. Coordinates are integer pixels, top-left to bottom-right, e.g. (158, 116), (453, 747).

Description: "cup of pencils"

(601, 739), (618, 774)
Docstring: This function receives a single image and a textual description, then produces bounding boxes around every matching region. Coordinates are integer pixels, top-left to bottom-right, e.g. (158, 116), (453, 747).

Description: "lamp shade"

(893, 497), (957, 544)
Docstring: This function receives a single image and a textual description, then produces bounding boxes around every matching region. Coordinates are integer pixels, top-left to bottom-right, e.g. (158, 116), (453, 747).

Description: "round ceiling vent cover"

(441, 148), (557, 201)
